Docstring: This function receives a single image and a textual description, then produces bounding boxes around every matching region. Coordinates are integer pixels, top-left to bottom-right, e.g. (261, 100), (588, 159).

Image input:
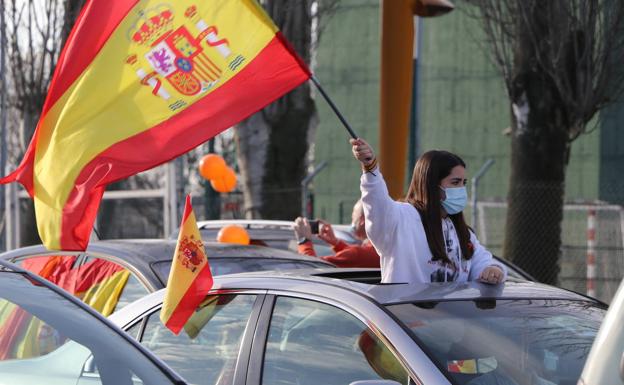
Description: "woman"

(350, 138), (506, 284)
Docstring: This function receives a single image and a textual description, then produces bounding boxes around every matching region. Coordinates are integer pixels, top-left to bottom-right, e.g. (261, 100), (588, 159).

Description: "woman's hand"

(293, 217), (313, 240)
(478, 266), (505, 285)
(350, 138), (376, 167)
(317, 220), (339, 246)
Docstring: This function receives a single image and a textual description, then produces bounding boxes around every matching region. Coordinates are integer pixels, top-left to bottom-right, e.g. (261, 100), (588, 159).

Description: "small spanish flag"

(161, 195), (213, 334)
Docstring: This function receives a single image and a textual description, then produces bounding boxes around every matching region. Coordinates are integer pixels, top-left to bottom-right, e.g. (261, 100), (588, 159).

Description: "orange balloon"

(217, 225), (250, 245)
(199, 154), (226, 180)
(210, 167), (237, 193)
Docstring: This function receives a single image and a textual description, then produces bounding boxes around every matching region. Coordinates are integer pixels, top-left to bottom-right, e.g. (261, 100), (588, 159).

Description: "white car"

(579, 278), (624, 385)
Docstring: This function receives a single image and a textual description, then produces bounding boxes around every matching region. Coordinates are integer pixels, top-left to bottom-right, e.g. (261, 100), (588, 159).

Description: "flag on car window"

(161, 195), (213, 335)
(0, 0), (310, 251)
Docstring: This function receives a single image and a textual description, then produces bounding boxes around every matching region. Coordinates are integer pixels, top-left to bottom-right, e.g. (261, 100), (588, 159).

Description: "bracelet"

(362, 157), (378, 174)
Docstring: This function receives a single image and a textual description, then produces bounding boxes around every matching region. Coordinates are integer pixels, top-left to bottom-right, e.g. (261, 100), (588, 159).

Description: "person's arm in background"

(322, 243), (380, 268)
(316, 220), (379, 267)
(294, 217), (317, 257)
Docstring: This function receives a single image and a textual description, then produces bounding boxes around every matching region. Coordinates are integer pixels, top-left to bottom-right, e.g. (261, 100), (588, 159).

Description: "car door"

(127, 291), (265, 385)
(246, 294), (413, 385)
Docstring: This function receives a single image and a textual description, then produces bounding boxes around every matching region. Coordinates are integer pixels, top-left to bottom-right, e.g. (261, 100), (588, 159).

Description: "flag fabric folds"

(0, 0), (310, 251)
(161, 195), (213, 335)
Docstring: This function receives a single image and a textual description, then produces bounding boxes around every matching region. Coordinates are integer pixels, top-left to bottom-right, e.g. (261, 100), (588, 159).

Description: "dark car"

(109, 268), (605, 385)
(0, 239), (334, 315)
(173, 219), (347, 256)
(0, 259), (186, 385)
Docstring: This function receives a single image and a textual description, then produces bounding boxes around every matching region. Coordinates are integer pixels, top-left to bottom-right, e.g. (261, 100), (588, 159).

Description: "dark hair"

(405, 150), (473, 265)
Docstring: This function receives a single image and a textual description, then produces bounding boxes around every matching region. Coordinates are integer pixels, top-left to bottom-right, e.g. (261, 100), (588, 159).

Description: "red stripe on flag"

(276, 32), (312, 77)
(59, 35), (310, 250)
(181, 195), (193, 224)
(0, 0), (139, 193)
(164, 264), (214, 335)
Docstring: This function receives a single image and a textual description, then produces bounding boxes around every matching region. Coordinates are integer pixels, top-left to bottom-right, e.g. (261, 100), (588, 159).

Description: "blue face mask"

(440, 186), (467, 215)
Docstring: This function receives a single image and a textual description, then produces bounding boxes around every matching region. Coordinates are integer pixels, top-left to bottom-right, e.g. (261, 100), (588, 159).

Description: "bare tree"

(466, 0), (624, 284)
(234, 0), (339, 219)
(2, 0), (85, 245)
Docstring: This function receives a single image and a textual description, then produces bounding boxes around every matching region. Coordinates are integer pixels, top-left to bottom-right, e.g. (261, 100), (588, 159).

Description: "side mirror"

(349, 381), (402, 385)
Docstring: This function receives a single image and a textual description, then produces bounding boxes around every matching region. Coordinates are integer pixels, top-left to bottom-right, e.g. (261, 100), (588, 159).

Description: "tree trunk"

(503, 4), (570, 284)
(235, 0), (316, 220)
(504, 108), (568, 285)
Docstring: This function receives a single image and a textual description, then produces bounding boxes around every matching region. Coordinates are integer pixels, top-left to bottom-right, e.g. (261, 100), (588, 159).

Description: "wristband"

(362, 157), (378, 174)
(297, 237), (310, 245)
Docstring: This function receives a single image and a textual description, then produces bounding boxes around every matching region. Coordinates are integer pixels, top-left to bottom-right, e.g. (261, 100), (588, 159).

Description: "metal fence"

(473, 201), (624, 304)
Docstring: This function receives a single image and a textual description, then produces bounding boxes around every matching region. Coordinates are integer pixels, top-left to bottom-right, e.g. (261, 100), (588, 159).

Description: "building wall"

(313, 1), (603, 224)
(313, 0), (380, 223)
(600, 100), (624, 205)
(417, 7), (600, 203)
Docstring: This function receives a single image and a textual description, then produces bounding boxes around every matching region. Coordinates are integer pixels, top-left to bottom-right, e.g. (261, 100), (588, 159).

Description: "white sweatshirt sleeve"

(468, 231), (508, 281)
(360, 168), (403, 256)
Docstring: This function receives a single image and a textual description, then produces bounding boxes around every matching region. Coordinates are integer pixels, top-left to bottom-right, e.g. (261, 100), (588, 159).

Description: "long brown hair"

(405, 150), (473, 265)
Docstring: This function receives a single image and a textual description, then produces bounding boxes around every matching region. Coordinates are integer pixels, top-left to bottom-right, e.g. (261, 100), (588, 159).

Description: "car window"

(82, 256), (150, 311)
(152, 258), (330, 281)
(16, 254), (148, 316)
(262, 296), (409, 385)
(0, 272), (178, 384)
(139, 294), (257, 385)
(388, 299), (605, 385)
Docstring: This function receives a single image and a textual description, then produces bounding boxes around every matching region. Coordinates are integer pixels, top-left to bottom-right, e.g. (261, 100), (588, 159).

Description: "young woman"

(350, 138), (506, 284)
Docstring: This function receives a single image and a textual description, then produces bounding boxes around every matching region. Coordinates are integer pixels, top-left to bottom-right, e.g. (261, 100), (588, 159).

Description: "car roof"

(196, 219), (294, 230)
(0, 239), (333, 267)
(208, 268), (601, 306)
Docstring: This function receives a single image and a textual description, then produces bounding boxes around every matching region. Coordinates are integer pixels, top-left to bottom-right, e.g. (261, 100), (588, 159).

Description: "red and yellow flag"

(0, 0), (310, 251)
(161, 195), (213, 335)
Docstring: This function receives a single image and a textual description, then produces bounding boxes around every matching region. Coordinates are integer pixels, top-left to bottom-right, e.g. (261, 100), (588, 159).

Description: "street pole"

(470, 158), (494, 231)
(0, 0), (7, 251)
(203, 139), (220, 220)
(301, 161), (327, 218)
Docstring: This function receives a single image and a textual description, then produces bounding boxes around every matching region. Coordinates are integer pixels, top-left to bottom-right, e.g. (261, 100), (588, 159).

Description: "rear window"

(152, 258), (331, 282)
(387, 299), (605, 385)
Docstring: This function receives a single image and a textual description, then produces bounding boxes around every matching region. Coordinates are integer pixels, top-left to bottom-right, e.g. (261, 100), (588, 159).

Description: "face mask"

(440, 186), (467, 215)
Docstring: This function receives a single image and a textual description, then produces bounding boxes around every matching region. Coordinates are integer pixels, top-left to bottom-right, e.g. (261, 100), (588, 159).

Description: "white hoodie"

(360, 169), (507, 284)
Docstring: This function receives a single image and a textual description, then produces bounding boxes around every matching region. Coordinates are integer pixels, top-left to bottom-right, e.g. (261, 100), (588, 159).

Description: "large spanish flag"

(0, 0), (310, 251)
(161, 195), (213, 335)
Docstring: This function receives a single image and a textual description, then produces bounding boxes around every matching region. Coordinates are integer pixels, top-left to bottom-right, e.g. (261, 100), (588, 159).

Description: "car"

(578, 277), (624, 385)
(0, 259), (187, 385)
(173, 219), (356, 256)
(0, 239), (334, 315)
(108, 268), (605, 385)
(185, 219), (536, 280)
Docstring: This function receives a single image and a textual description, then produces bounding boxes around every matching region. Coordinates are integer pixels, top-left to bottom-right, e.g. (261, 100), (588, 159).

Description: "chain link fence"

(473, 201), (624, 304)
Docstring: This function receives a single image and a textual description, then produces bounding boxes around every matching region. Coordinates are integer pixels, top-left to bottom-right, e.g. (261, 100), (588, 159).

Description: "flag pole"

(310, 75), (358, 140)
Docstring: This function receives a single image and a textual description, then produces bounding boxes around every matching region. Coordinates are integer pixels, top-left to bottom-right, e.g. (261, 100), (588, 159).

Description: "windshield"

(387, 299), (605, 385)
(153, 258), (330, 282)
(0, 272), (178, 384)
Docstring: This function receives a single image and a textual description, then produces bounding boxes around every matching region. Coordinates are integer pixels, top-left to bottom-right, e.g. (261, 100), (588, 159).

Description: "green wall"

(313, 0), (380, 223)
(313, 1), (602, 224)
